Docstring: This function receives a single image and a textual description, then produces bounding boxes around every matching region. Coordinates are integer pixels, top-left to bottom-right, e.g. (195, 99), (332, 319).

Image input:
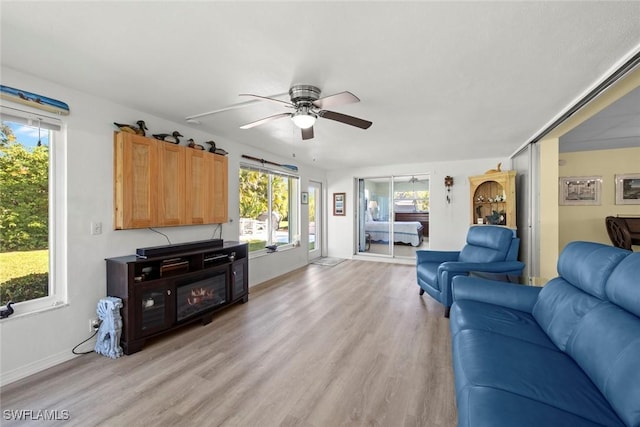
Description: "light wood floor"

(1, 260), (457, 427)
(366, 240), (430, 257)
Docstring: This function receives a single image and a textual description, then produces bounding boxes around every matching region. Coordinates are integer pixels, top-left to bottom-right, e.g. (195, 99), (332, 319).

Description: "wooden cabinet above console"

(114, 132), (228, 229)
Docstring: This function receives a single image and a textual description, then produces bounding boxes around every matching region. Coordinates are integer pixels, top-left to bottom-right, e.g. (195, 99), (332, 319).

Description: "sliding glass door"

(357, 174), (430, 259)
(308, 180), (322, 260)
(358, 177), (392, 256)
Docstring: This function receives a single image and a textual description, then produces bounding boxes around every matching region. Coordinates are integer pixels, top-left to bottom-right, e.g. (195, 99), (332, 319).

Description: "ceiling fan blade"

(185, 100), (262, 121)
(239, 93), (294, 108)
(185, 91), (288, 121)
(313, 91), (360, 109)
(301, 126), (314, 140)
(240, 112), (291, 129)
(318, 110), (372, 129)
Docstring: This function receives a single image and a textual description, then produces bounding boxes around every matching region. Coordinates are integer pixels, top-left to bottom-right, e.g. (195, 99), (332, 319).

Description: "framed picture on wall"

(615, 173), (640, 205)
(559, 176), (602, 205)
(333, 192), (346, 216)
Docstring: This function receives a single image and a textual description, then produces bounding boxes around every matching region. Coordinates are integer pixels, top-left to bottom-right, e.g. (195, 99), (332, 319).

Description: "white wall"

(325, 157), (509, 259)
(0, 66), (325, 385)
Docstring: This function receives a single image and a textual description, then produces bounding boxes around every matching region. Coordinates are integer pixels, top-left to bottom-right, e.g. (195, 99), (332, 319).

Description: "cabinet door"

(185, 149), (207, 224)
(231, 258), (248, 302)
(134, 282), (174, 339)
(158, 143), (186, 226)
(114, 132), (158, 229)
(208, 154), (228, 223)
(186, 151), (228, 225)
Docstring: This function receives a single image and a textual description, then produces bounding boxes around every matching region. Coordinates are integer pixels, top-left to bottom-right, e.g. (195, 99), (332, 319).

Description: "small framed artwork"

(615, 173), (640, 205)
(559, 176), (602, 205)
(301, 192), (309, 205)
(333, 192), (346, 216)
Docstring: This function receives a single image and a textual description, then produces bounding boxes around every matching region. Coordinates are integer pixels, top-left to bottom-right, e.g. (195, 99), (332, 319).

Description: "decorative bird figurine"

(187, 138), (205, 150)
(113, 120), (148, 136)
(205, 140), (216, 152)
(152, 131), (183, 144)
(0, 301), (14, 319)
(133, 120), (148, 136)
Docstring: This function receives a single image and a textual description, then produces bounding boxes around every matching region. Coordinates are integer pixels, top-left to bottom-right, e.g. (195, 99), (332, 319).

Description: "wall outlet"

(90, 221), (102, 235)
(90, 318), (100, 333)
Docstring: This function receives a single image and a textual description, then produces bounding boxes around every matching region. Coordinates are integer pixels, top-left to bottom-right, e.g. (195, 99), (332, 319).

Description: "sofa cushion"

(450, 300), (557, 350)
(532, 242), (629, 353)
(606, 252), (640, 317)
(458, 226), (513, 263)
(557, 241), (630, 299)
(566, 302), (640, 427)
(457, 387), (620, 427)
(452, 329), (625, 427)
(532, 278), (605, 352)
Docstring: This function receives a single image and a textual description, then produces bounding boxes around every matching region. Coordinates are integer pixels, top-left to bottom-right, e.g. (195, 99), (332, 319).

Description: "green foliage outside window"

(0, 122), (50, 304)
(239, 167), (293, 251)
(239, 169), (289, 222)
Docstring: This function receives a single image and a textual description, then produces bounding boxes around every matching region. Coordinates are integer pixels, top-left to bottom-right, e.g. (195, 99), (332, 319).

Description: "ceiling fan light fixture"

(291, 108), (317, 129)
(229, 84), (371, 139)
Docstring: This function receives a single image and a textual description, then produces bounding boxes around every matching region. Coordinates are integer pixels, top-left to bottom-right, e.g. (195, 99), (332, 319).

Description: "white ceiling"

(560, 86), (640, 152)
(2, 1), (640, 170)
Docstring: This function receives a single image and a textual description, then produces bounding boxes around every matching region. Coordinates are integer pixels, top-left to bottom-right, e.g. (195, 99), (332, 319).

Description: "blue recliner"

(416, 225), (524, 317)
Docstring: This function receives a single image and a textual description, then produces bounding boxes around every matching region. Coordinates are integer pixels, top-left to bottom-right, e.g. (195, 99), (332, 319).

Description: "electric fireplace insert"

(176, 271), (227, 322)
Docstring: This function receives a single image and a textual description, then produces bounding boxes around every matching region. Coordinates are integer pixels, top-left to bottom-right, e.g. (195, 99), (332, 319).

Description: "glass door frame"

(356, 174), (430, 259)
(308, 180), (322, 260)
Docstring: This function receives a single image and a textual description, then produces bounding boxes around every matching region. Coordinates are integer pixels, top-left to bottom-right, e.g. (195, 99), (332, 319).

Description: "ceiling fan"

(238, 85), (373, 140)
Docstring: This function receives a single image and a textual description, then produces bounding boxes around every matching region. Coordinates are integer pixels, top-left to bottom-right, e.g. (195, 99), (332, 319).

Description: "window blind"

(1, 105), (62, 131)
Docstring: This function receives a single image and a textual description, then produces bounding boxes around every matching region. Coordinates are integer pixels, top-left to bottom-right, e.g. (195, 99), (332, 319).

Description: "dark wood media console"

(106, 240), (248, 355)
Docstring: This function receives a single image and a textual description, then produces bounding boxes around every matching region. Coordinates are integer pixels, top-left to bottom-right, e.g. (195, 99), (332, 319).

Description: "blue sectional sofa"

(449, 241), (640, 427)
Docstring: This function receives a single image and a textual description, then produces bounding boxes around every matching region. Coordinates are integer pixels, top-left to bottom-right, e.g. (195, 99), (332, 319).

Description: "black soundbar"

(136, 239), (223, 258)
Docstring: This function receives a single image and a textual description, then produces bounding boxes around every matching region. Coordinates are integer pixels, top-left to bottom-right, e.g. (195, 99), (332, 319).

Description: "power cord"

(148, 227), (172, 244)
(72, 329), (98, 355)
(212, 223), (223, 240)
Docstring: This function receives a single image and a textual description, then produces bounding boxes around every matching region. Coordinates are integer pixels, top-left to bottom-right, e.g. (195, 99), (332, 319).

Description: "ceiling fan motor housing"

(289, 85), (321, 105)
(289, 85), (320, 129)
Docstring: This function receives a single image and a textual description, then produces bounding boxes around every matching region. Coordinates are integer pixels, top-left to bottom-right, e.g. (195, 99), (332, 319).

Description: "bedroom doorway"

(357, 175), (430, 259)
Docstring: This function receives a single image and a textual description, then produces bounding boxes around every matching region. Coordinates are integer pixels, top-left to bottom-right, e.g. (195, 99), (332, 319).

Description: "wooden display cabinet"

(114, 132), (228, 229)
(469, 170), (516, 228)
(106, 241), (248, 355)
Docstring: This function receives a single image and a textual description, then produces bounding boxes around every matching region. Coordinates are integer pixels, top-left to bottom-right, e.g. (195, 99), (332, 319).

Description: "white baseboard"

(1, 350), (78, 387)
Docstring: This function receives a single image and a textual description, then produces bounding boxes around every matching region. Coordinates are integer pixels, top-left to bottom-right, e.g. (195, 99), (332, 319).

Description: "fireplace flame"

(187, 287), (215, 305)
